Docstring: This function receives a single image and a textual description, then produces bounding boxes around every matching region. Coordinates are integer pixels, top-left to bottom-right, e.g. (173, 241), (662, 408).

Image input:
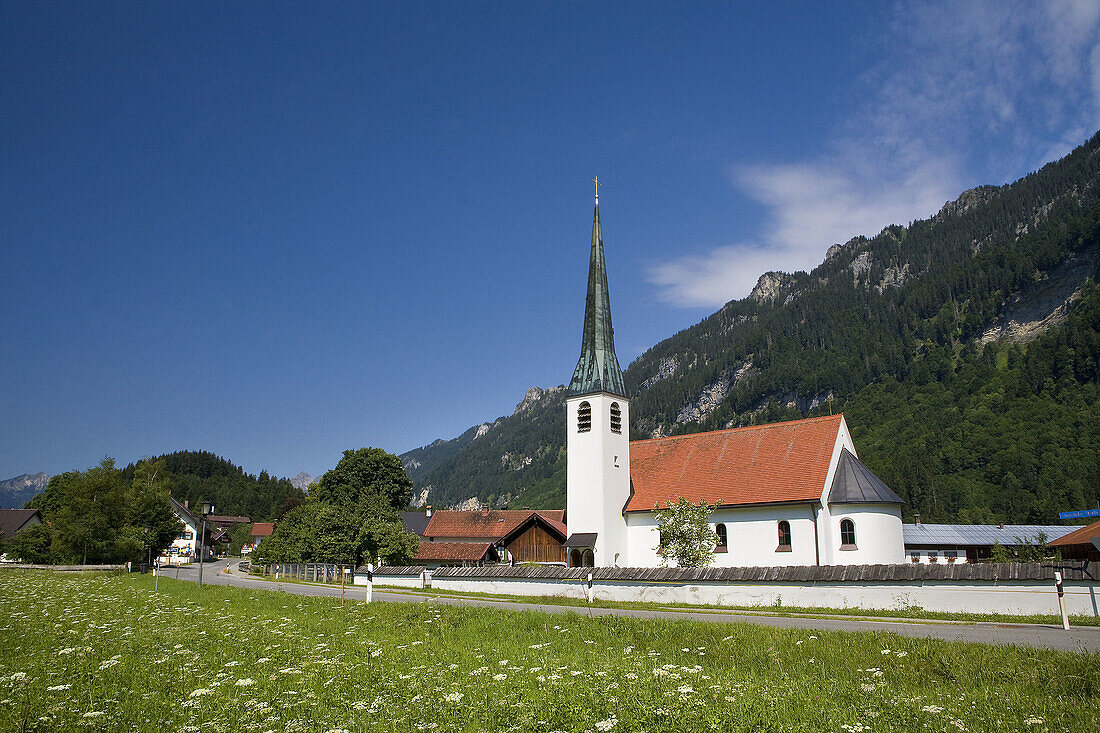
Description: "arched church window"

(609, 402), (622, 434)
(840, 519), (856, 549)
(569, 549), (582, 567)
(582, 549), (594, 567)
(577, 401), (591, 432)
(715, 523), (727, 551)
(777, 521), (792, 551)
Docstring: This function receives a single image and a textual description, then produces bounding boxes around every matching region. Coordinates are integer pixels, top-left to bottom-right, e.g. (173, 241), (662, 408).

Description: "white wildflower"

(444, 692), (464, 703)
(595, 715), (618, 731)
(235, 678), (255, 687)
(922, 705), (944, 713)
(189, 689), (213, 698)
(46, 684), (71, 692)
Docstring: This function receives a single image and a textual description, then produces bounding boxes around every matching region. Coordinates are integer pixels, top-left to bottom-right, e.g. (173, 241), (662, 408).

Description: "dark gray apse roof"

(903, 523), (1079, 547)
(828, 449), (904, 505)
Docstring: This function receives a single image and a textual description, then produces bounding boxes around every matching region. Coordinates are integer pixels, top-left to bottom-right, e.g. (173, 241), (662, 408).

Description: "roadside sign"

(1058, 509), (1100, 520)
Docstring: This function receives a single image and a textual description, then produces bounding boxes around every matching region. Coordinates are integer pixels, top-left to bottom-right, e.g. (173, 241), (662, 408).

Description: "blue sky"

(3, 1), (1099, 481)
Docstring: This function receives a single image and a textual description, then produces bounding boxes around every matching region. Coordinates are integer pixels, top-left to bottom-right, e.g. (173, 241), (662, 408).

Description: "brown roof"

(626, 415), (844, 512)
(0, 509), (41, 541)
(1048, 520), (1100, 547)
(209, 515), (251, 525)
(251, 522), (275, 537)
(425, 510), (566, 540)
(414, 541), (494, 562)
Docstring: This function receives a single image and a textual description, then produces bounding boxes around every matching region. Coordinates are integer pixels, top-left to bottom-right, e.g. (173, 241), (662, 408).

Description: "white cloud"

(651, 0), (1100, 308)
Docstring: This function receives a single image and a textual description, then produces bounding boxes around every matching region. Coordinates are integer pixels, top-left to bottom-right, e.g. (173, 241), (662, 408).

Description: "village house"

(250, 522), (275, 548)
(417, 509), (567, 565)
(1047, 520), (1100, 562)
(902, 521), (1079, 563)
(562, 186), (906, 568)
(164, 497), (213, 564)
(0, 509), (44, 561)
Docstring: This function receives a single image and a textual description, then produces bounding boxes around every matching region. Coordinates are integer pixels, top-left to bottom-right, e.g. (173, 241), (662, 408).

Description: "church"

(562, 184), (906, 568)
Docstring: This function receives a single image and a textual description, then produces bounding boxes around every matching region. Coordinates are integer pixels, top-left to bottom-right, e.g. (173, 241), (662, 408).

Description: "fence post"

(366, 563), (374, 603)
(1055, 571), (1070, 630)
(586, 572), (594, 603)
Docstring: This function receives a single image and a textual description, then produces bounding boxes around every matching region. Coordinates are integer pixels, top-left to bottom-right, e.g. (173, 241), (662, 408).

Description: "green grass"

(372, 583), (1100, 627)
(1, 571), (1097, 732)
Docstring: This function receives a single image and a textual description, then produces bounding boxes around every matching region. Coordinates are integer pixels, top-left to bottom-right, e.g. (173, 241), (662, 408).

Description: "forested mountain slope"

(404, 132), (1100, 522)
(118, 451), (305, 521)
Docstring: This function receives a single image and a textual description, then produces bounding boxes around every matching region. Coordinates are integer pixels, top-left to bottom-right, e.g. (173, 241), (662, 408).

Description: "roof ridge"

(630, 413), (843, 445)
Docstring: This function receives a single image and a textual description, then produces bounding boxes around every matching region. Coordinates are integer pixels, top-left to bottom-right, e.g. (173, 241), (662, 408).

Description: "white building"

(163, 497), (213, 565)
(563, 188), (905, 568)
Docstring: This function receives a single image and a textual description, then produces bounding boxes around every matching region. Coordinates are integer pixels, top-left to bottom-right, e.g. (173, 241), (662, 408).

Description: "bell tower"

(565, 178), (630, 568)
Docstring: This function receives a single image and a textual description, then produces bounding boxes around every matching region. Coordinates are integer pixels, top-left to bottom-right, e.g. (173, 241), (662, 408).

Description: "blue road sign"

(1059, 509), (1100, 520)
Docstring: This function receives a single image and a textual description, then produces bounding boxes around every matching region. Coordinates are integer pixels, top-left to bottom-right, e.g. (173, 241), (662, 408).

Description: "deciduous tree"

(653, 498), (719, 568)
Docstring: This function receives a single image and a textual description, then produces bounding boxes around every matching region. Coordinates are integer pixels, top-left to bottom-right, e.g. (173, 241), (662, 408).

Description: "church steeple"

(568, 179), (627, 398)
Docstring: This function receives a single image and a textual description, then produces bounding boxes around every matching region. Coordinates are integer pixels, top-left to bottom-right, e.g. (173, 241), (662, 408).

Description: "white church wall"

(625, 505), (821, 567)
(566, 392), (630, 566)
(814, 418), (852, 565)
(828, 503), (906, 565)
(429, 574), (1100, 617)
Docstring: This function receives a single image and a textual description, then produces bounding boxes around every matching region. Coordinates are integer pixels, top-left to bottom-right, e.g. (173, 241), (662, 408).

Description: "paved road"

(174, 559), (1100, 653)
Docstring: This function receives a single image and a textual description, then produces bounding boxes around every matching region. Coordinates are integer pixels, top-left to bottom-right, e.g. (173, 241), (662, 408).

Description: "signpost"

(1058, 509), (1100, 520)
(1054, 571), (1070, 630)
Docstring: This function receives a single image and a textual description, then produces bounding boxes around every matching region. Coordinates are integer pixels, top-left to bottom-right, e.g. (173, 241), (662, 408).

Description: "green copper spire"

(568, 180), (627, 398)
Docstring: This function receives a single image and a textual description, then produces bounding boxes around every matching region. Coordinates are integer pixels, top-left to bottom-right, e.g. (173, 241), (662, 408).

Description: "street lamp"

(197, 500), (214, 588)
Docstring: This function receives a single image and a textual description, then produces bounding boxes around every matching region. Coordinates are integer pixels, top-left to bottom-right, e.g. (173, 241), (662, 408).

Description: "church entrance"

(569, 548), (595, 567)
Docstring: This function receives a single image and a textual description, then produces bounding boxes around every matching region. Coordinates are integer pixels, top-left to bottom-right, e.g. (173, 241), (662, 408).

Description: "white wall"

(430, 575), (1100, 617)
(906, 549), (970, 564)
(566, 393), (631, 566)
(355, 572), (425, 589)
(625, 505), (820, 567)
(827, 504), (906, 565)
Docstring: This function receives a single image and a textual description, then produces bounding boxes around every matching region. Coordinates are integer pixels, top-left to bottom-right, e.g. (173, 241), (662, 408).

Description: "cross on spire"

(593, 175), (601, 204)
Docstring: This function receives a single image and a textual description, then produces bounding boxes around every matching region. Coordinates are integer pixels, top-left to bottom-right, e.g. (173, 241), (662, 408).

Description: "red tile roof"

(1048, 520), (1100, 547)
(425, 510), (566, 540)
(414, 541), (493, 562)
(251, 522), (275, 537)
(626, 415), (844, 512)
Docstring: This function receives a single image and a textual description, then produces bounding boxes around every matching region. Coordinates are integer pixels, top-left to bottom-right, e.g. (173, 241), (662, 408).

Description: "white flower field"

(0, 571), (1096, 731)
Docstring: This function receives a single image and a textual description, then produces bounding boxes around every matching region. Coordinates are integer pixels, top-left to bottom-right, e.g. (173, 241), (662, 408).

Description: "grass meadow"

(0, 571), (1097, 732)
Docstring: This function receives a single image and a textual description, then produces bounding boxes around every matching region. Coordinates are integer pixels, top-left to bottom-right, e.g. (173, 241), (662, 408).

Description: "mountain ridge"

(0, 472), (50, 509)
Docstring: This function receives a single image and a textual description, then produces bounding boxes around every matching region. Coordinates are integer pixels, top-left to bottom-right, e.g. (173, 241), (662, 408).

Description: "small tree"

(653, 498), (719, 568)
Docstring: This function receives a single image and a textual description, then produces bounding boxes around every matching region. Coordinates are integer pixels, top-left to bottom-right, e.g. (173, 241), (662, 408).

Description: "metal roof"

(568, 201), (627, 398)
(828, 449), (904, 504)
(903, 523), (1078, 547)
